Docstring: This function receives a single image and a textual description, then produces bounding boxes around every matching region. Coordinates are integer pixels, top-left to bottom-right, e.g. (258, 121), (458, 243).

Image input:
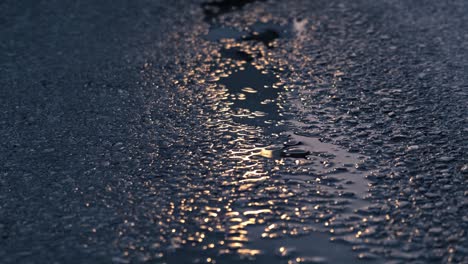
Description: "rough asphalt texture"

(1, 0), (467, 263)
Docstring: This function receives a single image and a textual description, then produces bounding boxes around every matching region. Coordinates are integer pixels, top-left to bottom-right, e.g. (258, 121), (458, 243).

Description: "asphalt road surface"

(1, 0), (467, 263)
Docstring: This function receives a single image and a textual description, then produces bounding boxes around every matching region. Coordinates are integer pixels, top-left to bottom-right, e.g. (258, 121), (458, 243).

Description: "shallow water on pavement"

(151, 3), (381, 263)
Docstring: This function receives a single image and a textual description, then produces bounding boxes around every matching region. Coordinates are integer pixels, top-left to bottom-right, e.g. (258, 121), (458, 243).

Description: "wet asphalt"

(1, 0), (467, 263)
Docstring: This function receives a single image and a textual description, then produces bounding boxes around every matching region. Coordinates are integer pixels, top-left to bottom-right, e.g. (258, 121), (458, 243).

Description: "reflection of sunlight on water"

(154, 12), (378, 263)
(194, 32), (328, 259)
(221, 131), (281, 256)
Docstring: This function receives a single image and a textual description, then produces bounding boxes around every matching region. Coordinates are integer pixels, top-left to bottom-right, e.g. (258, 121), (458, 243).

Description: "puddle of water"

(242, 29), (280, 48)
(218, 63), (282, 125)
(189, 10), (377, 263)
(203, 22), (286, 127)
(220, 47), (254, 62)
(241, 22), (289, 48)
(281, 130), (373, 217)
(284, 132), (369, 199)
